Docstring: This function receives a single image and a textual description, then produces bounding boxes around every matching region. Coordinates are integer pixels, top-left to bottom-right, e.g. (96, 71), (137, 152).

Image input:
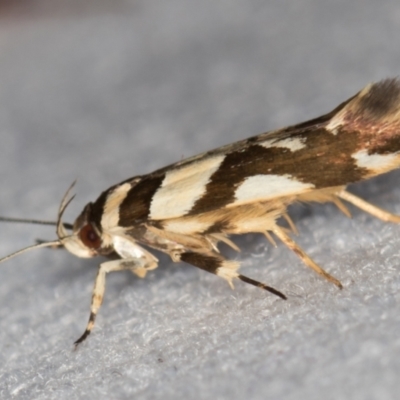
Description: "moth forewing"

(2, 78), (400, 345)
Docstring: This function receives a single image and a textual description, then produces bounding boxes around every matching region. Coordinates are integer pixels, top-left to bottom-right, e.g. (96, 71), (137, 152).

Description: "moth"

(2, 78), (400, 346)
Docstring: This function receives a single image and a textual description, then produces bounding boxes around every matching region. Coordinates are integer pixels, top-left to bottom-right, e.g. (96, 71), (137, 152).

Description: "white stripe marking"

(233, 174), (314, 205)
(163, 218), (213, 235)
(150, 155), (225, 219)
(326, 116), (344, 135)
(101, 183), (131, 230)
(260, 137), (306, 151)
(113, 235), (147, 259)
(352, 149), (399, 171)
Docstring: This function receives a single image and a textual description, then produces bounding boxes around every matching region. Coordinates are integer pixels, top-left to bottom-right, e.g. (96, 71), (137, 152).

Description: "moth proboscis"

(2, 78), (400, 346)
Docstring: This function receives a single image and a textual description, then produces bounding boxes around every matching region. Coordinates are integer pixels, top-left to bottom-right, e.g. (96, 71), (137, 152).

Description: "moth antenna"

(0, 240), (63, 265)
(58, 180), (77, 213)
(57, 181), (77, 239)
(0, 182), (77, 266)
(0, 216), (72, 230)
(57, 195), (75, 238)
(0, 181), (77, 238)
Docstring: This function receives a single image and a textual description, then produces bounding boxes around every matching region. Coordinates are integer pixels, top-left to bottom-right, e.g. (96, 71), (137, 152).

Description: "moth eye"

(79, 224), (101, 249)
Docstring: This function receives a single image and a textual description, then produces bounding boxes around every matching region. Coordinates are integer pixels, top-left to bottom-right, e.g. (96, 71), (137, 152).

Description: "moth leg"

(263, 231), (277, 247)
(207, 233), (241, 252)
(178, 251), (286, 299)
(129, 259), (159, 278)
(272, 226), (343, 289)
(282, 213), (298, 235)
(331, 197), (352, 218)
(338, 190), (400, 223)
(74, 257), (157, 347)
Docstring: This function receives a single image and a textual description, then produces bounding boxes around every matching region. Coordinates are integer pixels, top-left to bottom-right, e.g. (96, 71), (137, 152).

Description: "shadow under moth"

(2, 78), (400, 346)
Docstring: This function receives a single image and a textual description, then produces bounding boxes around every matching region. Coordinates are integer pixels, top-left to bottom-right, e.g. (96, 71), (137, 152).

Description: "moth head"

(55, 181), (117, 259)
(58, 203), (102, 258)
(0, 182), (109, 265)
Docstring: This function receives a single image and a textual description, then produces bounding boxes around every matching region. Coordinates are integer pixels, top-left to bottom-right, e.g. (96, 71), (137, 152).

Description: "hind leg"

(338, 189), (400, 223)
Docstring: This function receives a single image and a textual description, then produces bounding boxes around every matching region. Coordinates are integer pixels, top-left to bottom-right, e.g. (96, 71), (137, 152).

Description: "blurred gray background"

(1, 1), (400, 399)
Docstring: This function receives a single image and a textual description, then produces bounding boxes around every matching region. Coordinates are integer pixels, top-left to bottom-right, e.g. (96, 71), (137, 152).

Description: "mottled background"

(0, 1), (400, 399)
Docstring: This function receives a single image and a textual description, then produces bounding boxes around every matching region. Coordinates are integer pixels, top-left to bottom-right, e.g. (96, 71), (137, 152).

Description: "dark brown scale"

(79, 224), (102, 249)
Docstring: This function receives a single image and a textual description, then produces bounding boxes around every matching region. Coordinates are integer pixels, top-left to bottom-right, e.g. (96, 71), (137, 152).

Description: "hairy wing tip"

(357, 77), (400, 118)
(328, 76), (400, 133)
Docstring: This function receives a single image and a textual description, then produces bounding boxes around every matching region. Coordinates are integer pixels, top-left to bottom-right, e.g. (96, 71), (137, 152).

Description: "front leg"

(74, 255), (157, 347)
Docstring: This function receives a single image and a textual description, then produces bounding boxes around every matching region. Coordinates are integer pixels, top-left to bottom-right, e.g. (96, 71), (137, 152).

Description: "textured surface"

(1, 1), (400, 399)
